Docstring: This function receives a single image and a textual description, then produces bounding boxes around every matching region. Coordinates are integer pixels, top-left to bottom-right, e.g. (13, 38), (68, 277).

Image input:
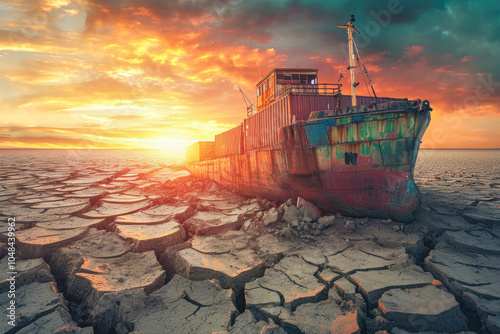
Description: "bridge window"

(308, 75), (317, 84)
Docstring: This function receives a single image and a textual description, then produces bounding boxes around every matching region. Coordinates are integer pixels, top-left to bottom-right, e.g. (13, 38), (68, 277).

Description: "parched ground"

(0, 163), (499, 334)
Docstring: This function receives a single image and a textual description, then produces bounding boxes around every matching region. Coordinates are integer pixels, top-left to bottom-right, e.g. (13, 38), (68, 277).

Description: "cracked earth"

(0, 153), (499, 334)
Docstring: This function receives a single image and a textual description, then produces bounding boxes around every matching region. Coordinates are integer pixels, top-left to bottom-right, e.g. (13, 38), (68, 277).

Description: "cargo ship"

(186, 16), (431, 222)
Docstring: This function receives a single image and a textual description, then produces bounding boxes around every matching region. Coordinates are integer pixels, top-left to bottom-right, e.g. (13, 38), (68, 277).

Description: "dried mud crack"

(0, 161), (498, 334)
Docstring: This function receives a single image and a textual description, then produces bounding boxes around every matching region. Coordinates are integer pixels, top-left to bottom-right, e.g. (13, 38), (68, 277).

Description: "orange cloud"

(0, 0), (498, 150)
(404, 45), (423, 59)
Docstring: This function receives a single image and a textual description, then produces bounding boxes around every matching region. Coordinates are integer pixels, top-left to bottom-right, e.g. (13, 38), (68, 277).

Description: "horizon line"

(0, 147), (499, 151)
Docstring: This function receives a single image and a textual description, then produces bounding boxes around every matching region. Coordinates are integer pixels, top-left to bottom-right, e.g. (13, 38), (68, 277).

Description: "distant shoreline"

(0, 148), (181, 150)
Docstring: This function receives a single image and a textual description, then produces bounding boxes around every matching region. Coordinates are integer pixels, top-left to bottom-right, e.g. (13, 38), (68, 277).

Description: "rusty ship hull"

(187, 101), (430, 223)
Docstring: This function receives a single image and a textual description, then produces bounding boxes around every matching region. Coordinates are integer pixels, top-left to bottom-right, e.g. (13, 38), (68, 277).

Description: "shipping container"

(245, 95), (291, 151)
(186, 141), (215, 163)
(215, 125), (243, 157)
(289, 94), (338, 121)
(244, 92), (404, 152)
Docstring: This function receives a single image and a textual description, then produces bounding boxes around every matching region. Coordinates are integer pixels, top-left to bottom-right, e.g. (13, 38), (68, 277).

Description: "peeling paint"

(187, 104), (432, 223)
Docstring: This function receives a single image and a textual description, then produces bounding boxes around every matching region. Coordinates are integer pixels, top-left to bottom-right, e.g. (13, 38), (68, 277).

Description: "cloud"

(404, 45), (423, 59)
(0, 0), (499, 149)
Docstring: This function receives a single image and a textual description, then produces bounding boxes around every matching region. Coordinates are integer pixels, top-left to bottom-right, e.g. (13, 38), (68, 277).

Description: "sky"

(0, 0), (499, 150)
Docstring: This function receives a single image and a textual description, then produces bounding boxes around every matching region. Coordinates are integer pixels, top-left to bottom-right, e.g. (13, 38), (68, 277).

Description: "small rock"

(208, 183), (220, 192)
(115, 322), (130, 334)
(297, 197), (321, 221)
(283, 205), (299, 224)
(317, 215), (335, 229)
(278, 203), (287, 213)
(242, 220), (252, 231)
(263, 210), (279, 226)
(281, 227), (293, 238)
(255, 211), (264, 220)
(392, 225), (400, 232)
(345, 221), (356, 232)
(302, 217), (313, 224)
(311, 229), (321, 236)
(285, 198), (294, 206)
(291, 219), (300, 228)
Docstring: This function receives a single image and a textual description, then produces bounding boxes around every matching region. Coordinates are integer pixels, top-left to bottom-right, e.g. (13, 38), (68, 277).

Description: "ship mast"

(337, 15), (360, 106)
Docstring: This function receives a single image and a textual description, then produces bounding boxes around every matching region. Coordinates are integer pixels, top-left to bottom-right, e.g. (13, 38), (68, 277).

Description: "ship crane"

(337, 15), (378, 106)
(238, 87), (256, 117)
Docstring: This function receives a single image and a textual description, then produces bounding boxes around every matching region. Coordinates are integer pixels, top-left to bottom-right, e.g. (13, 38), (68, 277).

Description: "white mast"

(337, 15), (360, 106)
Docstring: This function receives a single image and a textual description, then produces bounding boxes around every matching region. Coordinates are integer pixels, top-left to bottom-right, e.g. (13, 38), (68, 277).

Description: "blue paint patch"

(304, 122), (330, 147)
(326, 119), (336, 127)
(353, 115), (364, 123)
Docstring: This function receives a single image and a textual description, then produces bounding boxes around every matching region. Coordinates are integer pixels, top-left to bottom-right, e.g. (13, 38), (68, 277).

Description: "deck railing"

(274, 83), (342, 101)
